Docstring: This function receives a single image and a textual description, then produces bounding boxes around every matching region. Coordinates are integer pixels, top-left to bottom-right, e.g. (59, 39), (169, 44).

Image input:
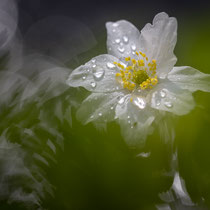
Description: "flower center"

(114, 51), (158, 91)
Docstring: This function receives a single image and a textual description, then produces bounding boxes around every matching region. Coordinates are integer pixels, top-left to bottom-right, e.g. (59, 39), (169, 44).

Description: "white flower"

(67, 12), (210, 146)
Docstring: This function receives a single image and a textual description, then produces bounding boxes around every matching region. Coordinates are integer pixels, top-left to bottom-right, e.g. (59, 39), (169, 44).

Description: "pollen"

(114, 52), (158, 91)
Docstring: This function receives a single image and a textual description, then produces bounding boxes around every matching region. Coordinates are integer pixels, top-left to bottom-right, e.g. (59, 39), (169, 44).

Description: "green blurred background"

(1, 0), (210, 209)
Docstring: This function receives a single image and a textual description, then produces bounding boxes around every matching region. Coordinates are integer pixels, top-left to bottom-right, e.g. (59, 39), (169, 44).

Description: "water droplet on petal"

(156, 99), (161, 106)
(92, 64), (96, 68)
(90, 82), (96, 88)
(93, 69), (105, 81)
(112, 29), (116, 33)
(110, 106), (114, 110)
(115, 38), (120, 44)
(118, 46), (125, 53)
(131, 44), (136, 51)
(133, 97), (146, 109)
(90, 115), (94, 119)
(91, 59), (96, 63)
(82, 76), (86, 80)
(127, 115), (130, 119)
(98, 112), (102, 116)
(123, 36), (129, 43)
(160, 89), (167, 98)
(164, 101), (173, 108)
(113, 23), (119, 27)
(118, 97), (125, 104)
(106, 62), (115, 69)
(159, 74), (166, 79)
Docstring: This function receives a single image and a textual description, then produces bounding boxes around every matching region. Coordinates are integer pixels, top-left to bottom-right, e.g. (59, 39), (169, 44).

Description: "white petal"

(168, 66), (210, 92)
(150, 80), (195, 115)
(67, 54), (122, 92)
(106, 20), (141, 59)
(139, 12), (177, 78)
(115, 95), (155, 146)
(76, 92), (124, 126)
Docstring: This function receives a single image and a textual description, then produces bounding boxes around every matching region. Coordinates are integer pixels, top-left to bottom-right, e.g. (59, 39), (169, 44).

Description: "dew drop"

(133, 97), (146, 109)
(118, 97), (125, 104)
(106, 62), (115, 69)
(118, 46), (125, 53)
(113, 23), (119, 27)
(160, 89), (167, 98)
(156, 100), (161, 106)
(123, 36), (129, 43)
(93, 69), (105, 81)
(82, 76), (86, 80)
(127, 115), (130, 119)
(112, 29), (116, 33)
(91, 59), (96, 63)
(98, 112), (102, 116)
(115, 38), (120, 44)
(92, 64), (96, 68)
(131, 44), (136, 51)
(90, 115), (94, 119)
(164, 101), (173, 108)
(110, 106), (114, 110)
(90, 82), (96, 88)
(128, 120), (131, 124)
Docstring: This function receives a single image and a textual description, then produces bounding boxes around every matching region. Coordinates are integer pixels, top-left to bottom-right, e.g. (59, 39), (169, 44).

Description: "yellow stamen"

(125, 56), (130, 61)
(116, 73), (122, 77)
(131, 59), (136, 65)
(115, 51), (158, 91)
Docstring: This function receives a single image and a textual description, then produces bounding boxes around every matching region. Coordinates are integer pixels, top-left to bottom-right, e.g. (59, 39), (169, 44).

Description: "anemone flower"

(67, 12), (210, 146)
